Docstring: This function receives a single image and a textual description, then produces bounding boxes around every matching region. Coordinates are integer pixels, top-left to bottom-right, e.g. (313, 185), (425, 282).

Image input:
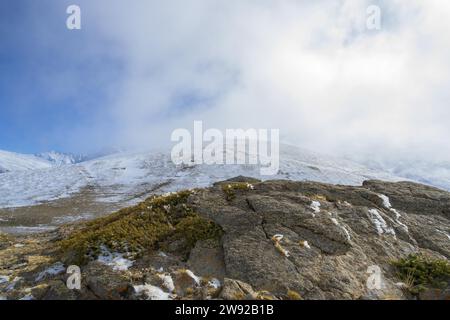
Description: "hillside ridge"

(0, 177), (449, 300)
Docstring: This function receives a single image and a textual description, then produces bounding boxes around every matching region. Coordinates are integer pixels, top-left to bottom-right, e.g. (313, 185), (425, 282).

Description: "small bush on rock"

(59, 190), (223, 265)
(222, 183), (254, 201)
(392, 254), (450, 294)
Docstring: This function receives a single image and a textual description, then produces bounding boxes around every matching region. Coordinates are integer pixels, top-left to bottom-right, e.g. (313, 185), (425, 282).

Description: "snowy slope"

(0, 166), (88, 208)
(0, 150), (87, 173)
(0, 144), (406, 209)
(35, 151), (86, 166)
(0, 150), (52, 173)
(358, 158), (450, 192)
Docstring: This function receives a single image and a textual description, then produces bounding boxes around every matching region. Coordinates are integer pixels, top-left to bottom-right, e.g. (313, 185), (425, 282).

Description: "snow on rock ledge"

(368, 209), (396, 236)
(97, 246), (134, 271)
(133, 284), (172, 300)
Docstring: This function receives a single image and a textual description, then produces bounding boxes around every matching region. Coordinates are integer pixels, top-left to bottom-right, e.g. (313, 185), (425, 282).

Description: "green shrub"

(0, 232), (9, 242)
(59, 190), (222, 265)
(286, 290), (303, 300)
(392, 254), (450, 294)
(222, 182), (254, 201)
(174, 215), (223, 250)
(0, 232), (11, 249)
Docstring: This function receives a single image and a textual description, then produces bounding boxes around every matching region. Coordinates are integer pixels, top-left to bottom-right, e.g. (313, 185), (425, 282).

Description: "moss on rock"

(222, 182), (254, 201)
(59, 190), (223, 265)
(0, 232), (12, 249)
(286, 289), (302, 300)
(173, 216), (223, 251)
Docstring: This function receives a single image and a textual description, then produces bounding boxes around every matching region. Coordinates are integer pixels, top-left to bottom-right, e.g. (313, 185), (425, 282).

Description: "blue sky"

(1, 1), (449, 163)
(0, 1), (123, 153)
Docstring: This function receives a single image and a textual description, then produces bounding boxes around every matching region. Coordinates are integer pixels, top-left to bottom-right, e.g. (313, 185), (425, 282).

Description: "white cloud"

(75, 0), (450, 161)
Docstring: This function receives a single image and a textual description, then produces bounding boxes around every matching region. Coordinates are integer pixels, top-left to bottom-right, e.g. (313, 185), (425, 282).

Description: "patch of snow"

(368, 209), (396, 236)
(158, 274), (175, 293)
(340, 201), (352, 207)
(395, 282), (408, 289)
(395, 217), (409, 233)
(330, 217), (351, 241)
(185, 270), (201, 286)
(391, 208), (402, 220)
(208, 278), (221, 289)
(436, 229), (450, 241)
(378, 194), (392, 209)
(299, 240), (311, 249)
(378, 194), (401, 218)
(0, 275), (9, 284)
(310, 201), (321, 216)
(280, 247), (291, 257)
(14, 243), (24, 248)
(378, 194), (408, 232)
(341, 225), (351, 241)
(35, 262), (65, 282)
(1, 225), (56, 235)
(52, 214), (93, 225)
(97, 246), (134, 271)
(133, 284), (172, 300)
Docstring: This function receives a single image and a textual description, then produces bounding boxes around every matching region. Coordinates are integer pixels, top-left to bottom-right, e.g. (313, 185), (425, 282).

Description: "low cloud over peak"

(2, 1), (450, 163)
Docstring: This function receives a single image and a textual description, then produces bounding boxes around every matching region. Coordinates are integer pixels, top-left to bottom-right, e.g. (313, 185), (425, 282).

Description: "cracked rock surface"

(188, 178), (450, 299)
(1, 177), (449, 300)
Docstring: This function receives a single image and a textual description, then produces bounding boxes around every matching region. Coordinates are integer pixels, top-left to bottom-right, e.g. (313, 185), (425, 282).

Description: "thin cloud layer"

(60, 1), (450, 161)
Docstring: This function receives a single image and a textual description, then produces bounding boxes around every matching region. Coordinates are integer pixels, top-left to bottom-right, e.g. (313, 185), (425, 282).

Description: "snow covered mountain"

(0, 150), (87, 173)
(0, 144), (404, 209)
(357, 158), (450, 193)
(3, 144), (450, 234)
(35, 151), (87, 166)
(0, 150), (53, 173)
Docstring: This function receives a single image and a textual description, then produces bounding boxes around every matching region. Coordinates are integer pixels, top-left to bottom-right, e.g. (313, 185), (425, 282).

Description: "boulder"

(187, 239), (225, 279)
(172, 269), (200, 297)
(220, 278), (257, 300)
(84, 262), (131, 300)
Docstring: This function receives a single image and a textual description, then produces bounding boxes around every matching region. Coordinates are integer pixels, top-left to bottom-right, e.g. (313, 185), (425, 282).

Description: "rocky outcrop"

(0, 178), (449, 300)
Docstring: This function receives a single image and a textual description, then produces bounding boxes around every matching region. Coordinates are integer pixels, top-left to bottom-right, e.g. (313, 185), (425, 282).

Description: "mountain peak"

(35, 151), (87, 166)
